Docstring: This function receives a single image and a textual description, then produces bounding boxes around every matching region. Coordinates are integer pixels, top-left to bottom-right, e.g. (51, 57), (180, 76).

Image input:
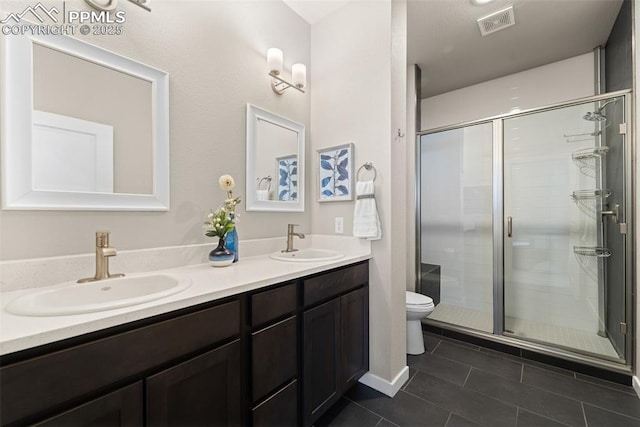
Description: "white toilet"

(406, 291), (435, 355)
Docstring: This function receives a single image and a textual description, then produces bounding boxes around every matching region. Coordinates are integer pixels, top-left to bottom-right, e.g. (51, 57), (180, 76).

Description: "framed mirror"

(246, 104), (305, 212)
(1, 31), (169, 211)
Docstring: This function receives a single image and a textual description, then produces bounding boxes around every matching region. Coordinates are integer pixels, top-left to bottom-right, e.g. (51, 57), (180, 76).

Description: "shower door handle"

(602, 204), (620, 223)
(507, 216), (512, 238)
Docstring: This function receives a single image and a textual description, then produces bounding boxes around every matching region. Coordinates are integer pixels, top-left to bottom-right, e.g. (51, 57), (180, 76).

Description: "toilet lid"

(406, 291), (433, 306)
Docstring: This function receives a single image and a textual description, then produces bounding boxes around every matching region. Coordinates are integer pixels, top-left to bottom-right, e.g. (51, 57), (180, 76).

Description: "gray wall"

(605, 0), (632, 92)
(603, 0), (632, 357)
(0, 1), (311, 260)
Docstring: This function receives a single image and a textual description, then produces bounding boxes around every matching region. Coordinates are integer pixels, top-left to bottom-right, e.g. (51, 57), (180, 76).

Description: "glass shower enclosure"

(417, 91), (632, 367)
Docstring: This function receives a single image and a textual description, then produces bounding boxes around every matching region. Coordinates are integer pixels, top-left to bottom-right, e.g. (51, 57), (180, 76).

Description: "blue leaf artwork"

(277, 156), (298, 201)
(318, 144), (352, 201)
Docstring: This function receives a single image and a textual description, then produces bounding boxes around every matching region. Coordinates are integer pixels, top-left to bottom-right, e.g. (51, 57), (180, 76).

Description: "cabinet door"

(341, 287), (369, 392)
(146, 340), (241, 427)
(1, 301), (240, 426)
(33, 382), (143, 427)
(302, 298), (341, 426)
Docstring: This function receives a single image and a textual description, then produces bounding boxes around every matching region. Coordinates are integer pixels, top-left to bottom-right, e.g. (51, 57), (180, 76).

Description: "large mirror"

(1, 31), (169, 210)
(246, 104), (305, 212)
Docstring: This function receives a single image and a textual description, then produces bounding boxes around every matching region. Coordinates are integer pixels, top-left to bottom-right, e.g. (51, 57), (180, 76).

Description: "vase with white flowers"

(204, 205), (236, 267)
(218, 174), (241, 262)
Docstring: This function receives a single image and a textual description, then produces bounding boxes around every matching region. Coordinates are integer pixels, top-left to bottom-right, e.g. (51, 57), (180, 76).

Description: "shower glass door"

(502, 95), (627, 360)
(419, 122), (494, 333)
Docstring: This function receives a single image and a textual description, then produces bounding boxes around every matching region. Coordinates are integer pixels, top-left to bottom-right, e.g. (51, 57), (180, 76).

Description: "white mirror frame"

(1, 32), (170, 211)
(246, 104), (305, 212)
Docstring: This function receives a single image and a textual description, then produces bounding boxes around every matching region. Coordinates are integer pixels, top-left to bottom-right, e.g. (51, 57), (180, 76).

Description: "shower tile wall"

(421, 53), (594, 130)
(421, 123), (493, 332)
(503, 103), (600, 334)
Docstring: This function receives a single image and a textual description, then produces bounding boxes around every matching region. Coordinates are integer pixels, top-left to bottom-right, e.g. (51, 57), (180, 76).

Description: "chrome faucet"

(78, 231), (125, 283)
(283, 224), (305, 252)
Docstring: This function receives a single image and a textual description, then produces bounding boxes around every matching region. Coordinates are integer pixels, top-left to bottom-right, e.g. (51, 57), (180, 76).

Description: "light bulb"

(267, 48), (283, 76)
(292, 63), (306, 89)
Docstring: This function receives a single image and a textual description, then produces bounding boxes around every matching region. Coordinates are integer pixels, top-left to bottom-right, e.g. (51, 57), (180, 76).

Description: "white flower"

(218, 175), (235, 191)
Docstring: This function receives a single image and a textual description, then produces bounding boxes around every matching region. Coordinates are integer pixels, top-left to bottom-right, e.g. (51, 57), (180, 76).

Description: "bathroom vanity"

(0, 260), (369, 427)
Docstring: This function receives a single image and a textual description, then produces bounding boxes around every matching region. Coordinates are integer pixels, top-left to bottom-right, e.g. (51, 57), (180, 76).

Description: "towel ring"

(357, 162), (377, 181)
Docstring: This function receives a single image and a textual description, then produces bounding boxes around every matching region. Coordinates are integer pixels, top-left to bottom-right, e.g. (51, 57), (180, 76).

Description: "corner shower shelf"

(564, 130), (601, 143)
(570, 189), (611, 219)
(573, 246), (612, 258)
(572, 146), (609, 178)
(570, 189), (611, 200)
(571, 146), (609, 161)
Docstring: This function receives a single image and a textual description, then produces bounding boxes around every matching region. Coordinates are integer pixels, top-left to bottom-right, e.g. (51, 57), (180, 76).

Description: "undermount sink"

(270, 248), (344, 262)
(5, 274), (191, 316)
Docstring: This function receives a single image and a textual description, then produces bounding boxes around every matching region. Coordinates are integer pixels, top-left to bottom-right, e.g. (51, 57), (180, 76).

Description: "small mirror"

(246, 104), (305, 212)
(1, 32), (169, 211)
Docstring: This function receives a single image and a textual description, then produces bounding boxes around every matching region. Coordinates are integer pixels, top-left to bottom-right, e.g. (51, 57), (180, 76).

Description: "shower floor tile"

(506, 316), (619, 359)
(428, 303), (619, 359)
(429, 303), (493, 332)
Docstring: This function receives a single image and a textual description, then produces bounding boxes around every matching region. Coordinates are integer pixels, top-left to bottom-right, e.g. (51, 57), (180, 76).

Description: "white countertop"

(0, 239), (371, 356)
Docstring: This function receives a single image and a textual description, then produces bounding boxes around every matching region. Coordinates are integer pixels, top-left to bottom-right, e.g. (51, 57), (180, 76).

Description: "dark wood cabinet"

(33, 382), (143, 427)
(0, 261), (368, 427)
(303, 298), (341, 424)
(1, 300), (240, 427)
(250, 282), (296, 328)
(302, 263), (369, 426)
(0, 301), (239, 426)
(249, 283), (299, 426)
(341, 286), (369, 392)
(251, 316), (297, 402)
(251, 380), (298, 427)
(146, 340), (242, 427)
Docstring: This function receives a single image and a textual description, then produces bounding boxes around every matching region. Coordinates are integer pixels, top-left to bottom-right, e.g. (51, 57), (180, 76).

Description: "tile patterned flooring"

(315, 331), (640, 427)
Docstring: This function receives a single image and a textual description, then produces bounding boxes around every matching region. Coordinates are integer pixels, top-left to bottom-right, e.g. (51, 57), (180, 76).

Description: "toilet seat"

(406, 291), (434, 309)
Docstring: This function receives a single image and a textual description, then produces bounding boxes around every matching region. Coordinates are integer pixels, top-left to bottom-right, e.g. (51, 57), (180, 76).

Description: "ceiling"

(284, 0), (624, 99)
(409, 0), (624, 97)
(282, 0), (350, 24)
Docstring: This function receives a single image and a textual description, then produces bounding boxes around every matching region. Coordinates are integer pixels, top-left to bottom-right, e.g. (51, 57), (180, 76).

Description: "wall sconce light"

(267, 48), (306, 95)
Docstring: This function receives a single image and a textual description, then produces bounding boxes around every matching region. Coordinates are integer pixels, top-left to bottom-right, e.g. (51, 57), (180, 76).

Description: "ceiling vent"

(477, 5), (515, 36)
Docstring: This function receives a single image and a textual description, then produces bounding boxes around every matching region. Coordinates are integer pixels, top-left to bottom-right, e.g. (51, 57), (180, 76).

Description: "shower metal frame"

(416, 89), (634, 373)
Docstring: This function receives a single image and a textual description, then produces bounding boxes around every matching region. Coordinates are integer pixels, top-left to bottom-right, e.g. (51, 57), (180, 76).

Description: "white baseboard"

(633, 376), (640, 399)
(358, 366), (410, 397)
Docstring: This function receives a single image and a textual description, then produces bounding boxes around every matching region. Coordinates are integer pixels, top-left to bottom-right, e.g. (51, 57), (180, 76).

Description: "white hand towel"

(353, 180), (381, 240)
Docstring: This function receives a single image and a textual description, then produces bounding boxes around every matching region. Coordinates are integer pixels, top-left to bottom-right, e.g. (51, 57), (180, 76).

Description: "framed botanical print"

(317, 143), (354, 202)
(276, 154), (298, 201)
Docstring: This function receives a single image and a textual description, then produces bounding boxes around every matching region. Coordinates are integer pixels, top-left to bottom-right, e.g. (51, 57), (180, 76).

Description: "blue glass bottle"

(226, 212), (239, 262)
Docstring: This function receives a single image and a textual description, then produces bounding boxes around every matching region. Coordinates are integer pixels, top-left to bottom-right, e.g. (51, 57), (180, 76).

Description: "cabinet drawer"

(251, 282), (297, 327)
(252, 380), (298, 427)
(252, 316), (297, 403)
(1, 300), (240, 426)
(303, 262), (368, 307)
